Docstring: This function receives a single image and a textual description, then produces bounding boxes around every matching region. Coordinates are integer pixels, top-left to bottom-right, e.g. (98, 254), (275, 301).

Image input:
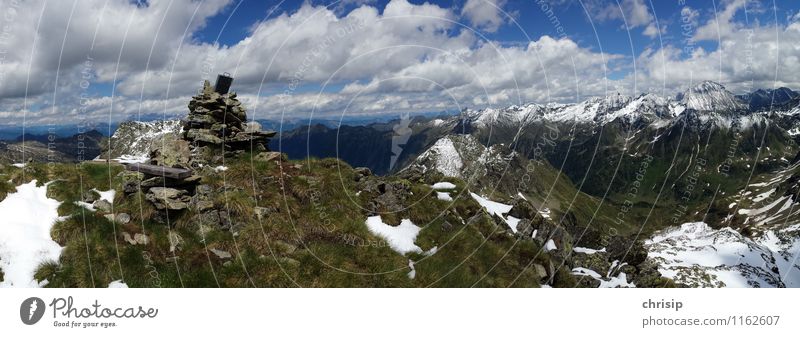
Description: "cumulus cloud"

(631, 0), (800, 94)
(0, 0), (798, 126)
(591, 0), (661, 38)
(461, 0), (508, 33)
(0, 0), (230, 99)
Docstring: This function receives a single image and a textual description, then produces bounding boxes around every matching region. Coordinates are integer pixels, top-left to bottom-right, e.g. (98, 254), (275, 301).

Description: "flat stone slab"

(125, 163), (192, 180)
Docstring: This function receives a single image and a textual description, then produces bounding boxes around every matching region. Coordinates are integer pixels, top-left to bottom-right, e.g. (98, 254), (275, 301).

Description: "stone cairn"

(121, 78), (279, 227)
(183, 80), (276, 167)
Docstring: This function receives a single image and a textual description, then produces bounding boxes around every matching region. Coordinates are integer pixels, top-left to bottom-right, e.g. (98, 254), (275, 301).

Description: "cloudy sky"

(0, 0), (798, 126)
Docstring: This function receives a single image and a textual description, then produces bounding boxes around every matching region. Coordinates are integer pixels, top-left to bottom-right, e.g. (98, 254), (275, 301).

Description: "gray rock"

(198, 210), (221, 228)
(254, 151), (284, 163)
(115, 213), (131, 224)
(186, 129), (223, 145)
(122, 232), (137, 245)
(254, 206), (272, 220)
(121, 171), (144, 194)
(82, 190), (99, 203)
(93, 199), (112, 213)
(194, 200), (215, 212)
(218, 210), (232, 229)
(533, 263), (548, 281)
(168, 232), (183, 253)
(148, 187), (186, 199)
(210, 248), (232, 259)
(133, 233), (149, 245)
(243, 121), (262, 132)
(145, 187), (189, 210)
(148, 134), (191, 168)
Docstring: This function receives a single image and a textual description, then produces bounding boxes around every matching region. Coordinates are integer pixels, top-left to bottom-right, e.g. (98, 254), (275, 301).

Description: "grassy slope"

(10, 156), (557, 288)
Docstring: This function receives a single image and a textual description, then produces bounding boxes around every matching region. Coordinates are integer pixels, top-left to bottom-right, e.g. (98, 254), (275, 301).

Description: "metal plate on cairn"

(214, 73), (233, 94)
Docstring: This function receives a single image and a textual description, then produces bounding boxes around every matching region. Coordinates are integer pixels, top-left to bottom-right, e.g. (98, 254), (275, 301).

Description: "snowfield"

(0, 180), (63, 287)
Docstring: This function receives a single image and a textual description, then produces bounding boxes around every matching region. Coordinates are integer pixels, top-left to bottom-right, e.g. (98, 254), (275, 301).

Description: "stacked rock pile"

(183, 80), (276, 161)
(118, 78), (281, 230)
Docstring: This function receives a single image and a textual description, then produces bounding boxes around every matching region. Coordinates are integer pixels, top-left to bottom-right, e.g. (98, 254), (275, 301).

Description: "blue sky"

(195, 0), (799, 69)
(1, 0), (799, 125)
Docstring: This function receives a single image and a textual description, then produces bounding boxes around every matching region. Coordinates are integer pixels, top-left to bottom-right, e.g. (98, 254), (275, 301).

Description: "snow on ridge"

(0, 180), (63, 288)
(417, 138), (463, 177)
(645, 222), (800, 288)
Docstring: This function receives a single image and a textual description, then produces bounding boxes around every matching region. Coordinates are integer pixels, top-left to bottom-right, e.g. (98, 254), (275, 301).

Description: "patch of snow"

(407, 260), (416, 279)
(75, 201), (97, 211)
(365, 216), (422, 255)
(12, 163), (25, 168)
(0, 180), (63, 287)
(751, 188), (775, 203)
(572, 261), (635, 288)
(538, 208), (551, 219)
(424, 246), (438, 256)
(431, 182), (456, 190)
(114, 154), (148, 164)
(214, 166), (228, 172)
(544, 239), (557, 251)
(108, 280), (129, 288)
(93, 188), (115, 204)
(469, 192), (519, 233)
(436, 192), (453, 201)
(573, 247), (606, 255)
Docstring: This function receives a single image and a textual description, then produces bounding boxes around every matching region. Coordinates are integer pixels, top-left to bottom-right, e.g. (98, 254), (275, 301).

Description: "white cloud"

(0, 0), (798, 126)
(461, 0), (508, 33)
(591, 0), (659, 38)
(694, 0), (749, 41)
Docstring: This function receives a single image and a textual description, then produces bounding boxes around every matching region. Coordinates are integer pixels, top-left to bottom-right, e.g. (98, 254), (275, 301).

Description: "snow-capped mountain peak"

(677, 81), (747, 112)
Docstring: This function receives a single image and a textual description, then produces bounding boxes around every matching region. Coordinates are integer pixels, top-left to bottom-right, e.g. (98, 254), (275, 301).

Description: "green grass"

(23, 155), (563, 287)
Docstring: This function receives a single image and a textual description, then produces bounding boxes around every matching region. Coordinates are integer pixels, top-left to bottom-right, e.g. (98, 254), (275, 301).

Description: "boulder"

(148, 134), (191, 168)
(145, 187), (190, 210)
(254, 151), (285, 163)
(82, 190), (99, 203)
(254, 206), (273, 220)
(115, 213), (131, 224)
(121, 171), (145, 194)
(185, 129), (223, 145)
(532, 263), (548, 281)
(243, 121), (262, 133)
(93, 199), (112, 213)
(122, 232), (137, 245)
(133, 233), (149, 245)
(168, 232), (184, 253)
(210, 248), (232, 259)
